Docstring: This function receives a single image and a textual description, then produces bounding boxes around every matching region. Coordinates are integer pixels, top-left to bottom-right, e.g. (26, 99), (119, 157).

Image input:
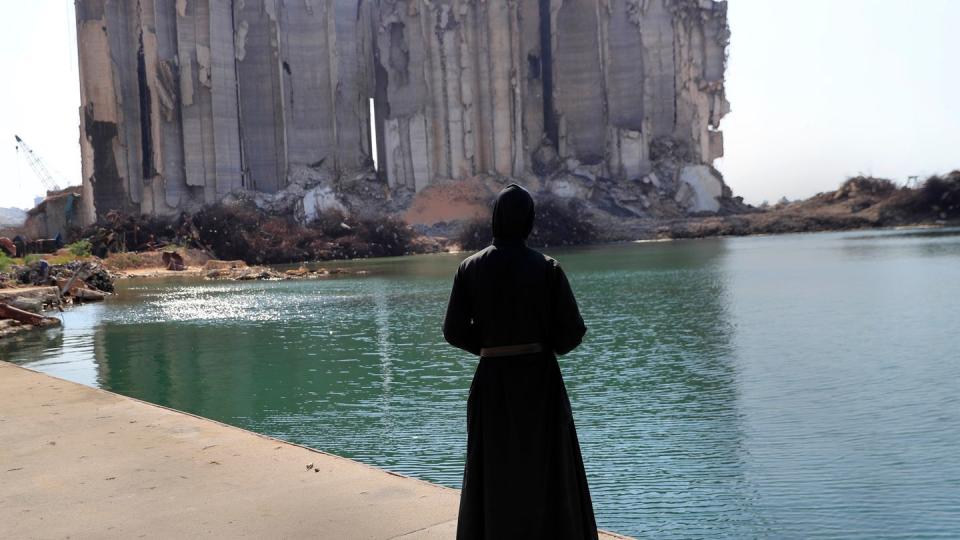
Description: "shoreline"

(3, 222), (950, 342)
(599, 215), (958, 244)
(119, 221), (954, 276)
(0, 361), (630, 538)
(4, 227), (957, 537)
(5, 220), (954, 288)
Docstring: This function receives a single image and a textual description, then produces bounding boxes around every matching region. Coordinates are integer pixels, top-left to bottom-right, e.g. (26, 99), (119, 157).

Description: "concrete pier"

(0, 362), (627, 539)
(0, 285), (60, 304)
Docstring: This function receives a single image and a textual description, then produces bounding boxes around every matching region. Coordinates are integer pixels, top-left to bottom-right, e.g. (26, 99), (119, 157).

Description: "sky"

(0, 0), (957, 209)
(1, 1), (80, 210)
(718, 0), (960, 204)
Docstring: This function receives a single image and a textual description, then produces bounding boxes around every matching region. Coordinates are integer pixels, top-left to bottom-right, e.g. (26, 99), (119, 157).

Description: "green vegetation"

(23, 254), (41, 265)
(67, 239), (93, 258)
(0, 251), (10, 272)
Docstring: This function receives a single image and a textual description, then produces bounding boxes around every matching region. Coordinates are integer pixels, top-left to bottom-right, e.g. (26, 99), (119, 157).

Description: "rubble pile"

(8, 259), (114, 296)
(0, 259), (117, 339)
(192, 201), (426, 264)
(0, 304), (60, 339)
(75, 0), (737, 232)
(80, 211), (200, 258)
(893, 171), (960, 220)
(76, 191), (431, 267)
(651, 173), (960, 240)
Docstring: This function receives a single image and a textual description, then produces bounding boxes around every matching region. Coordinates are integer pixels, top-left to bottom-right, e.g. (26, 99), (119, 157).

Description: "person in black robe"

(443, 184), (598, 539)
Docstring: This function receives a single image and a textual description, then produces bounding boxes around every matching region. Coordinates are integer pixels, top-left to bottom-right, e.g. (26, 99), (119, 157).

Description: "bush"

(918, 171), (960, 218)
(192, 204), (260, 261)
(353, 216), (416, 257)
(23, 254), (41, 265)
(0, 252), (10, 272)
(891, 171), (960, 220)
(67, 239), (93, 258)
(838, 176), (897, 198)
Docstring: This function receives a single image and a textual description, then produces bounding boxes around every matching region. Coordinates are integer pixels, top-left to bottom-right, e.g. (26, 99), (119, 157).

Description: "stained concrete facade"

(76, 0), (729, 224)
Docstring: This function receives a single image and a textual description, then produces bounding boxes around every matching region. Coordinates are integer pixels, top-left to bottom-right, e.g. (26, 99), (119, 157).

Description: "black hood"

(491, 184), (535, 244)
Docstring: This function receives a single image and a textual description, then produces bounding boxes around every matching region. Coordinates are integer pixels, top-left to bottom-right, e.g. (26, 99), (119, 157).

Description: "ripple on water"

(3, 230), (960, 538)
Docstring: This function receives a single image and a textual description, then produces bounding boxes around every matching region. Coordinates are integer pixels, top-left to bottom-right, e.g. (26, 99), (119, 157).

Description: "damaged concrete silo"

(75, 0), (731, 226)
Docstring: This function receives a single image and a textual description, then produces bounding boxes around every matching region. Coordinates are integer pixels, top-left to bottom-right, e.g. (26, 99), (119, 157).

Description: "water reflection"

(4, 229), (960, 538)
(724, 230), (960, 539)
(564, 239), (767, 536)
(840, 227), (960, 260)
(81, 276), (474, 485)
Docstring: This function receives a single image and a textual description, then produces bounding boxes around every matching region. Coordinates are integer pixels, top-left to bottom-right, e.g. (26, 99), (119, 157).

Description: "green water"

(4, 228), (960, 538)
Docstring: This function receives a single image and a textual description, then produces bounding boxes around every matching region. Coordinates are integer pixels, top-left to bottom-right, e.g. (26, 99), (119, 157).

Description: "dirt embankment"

(645, 172), (960, 240)
(24, 171), (959, 274)
(72, 200), (445, 269)
(442, 173), (960, 248)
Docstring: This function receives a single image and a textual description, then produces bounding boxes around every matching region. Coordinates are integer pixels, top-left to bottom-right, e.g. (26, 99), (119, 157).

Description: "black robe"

(443, 184), (598, 539)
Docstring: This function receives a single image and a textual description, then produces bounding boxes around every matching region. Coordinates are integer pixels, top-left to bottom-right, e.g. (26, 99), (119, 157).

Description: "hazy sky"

(1, 0), (957, 209)
(720, 0), (959, 204)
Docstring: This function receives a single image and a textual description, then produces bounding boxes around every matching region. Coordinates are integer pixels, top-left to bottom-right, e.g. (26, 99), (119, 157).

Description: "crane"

(15, 134), (62, 193)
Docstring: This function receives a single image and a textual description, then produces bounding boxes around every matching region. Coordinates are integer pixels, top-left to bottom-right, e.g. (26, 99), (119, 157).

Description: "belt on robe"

(480, 342), (543, 358)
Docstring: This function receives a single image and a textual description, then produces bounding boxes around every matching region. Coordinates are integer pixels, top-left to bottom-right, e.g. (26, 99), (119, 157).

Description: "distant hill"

(0, 207), (27, 227)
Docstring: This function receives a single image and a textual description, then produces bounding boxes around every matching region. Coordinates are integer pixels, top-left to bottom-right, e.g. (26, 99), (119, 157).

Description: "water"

(3, 228), (959, 538)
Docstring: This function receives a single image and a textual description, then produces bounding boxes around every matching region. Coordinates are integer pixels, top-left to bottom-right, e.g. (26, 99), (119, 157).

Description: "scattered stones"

(202, 260), (248, 274)
(0, 319), (26, 339)
(202, 260), (362, 281)
(0, 260), (116, 339)
(284, 266), (311, 278)
(72, 288), (106, 303)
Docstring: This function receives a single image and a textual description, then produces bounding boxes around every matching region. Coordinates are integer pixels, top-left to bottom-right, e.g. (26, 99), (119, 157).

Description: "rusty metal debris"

(0, 303), (60, 328)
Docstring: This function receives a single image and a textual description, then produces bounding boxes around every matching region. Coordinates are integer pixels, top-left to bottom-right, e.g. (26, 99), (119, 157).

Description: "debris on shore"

(202, 260), (367, 281)
(64, 201), (438, 269)
(1, 259), (113, 297)
(643, 172), (960, 240)
(202, 260), (283, 281)
(0, 248), (375, 339)
(448, 172), (960, 248)
(0, 252), (120, 339)
(0, 302), (60, 334)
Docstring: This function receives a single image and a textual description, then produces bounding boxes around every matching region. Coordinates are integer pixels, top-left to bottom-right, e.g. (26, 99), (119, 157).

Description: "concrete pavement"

(0, 362), (628, 539)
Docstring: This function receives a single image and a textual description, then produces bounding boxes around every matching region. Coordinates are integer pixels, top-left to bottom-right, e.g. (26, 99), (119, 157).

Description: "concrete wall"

(23, 188), (84, 240)
(76, 0), (729, 224)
